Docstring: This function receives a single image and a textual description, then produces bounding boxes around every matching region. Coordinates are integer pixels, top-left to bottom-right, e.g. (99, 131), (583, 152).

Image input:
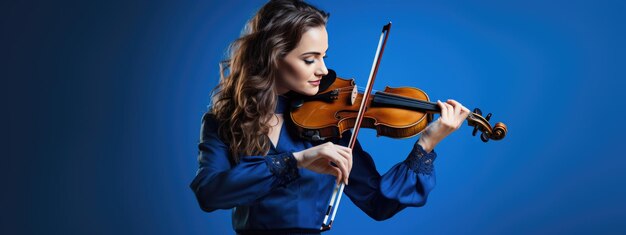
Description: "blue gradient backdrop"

(5, 0), (625, 234)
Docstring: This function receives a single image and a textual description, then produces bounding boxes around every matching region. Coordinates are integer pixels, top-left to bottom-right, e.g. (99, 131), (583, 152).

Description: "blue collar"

(275, 95), (289, 114)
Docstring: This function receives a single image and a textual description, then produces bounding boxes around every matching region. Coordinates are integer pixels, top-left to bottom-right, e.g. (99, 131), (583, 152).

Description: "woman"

(190, 0), (470, 234)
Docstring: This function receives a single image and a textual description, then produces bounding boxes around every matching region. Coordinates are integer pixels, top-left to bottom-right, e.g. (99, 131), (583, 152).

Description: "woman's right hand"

(292, 142), (353, 185)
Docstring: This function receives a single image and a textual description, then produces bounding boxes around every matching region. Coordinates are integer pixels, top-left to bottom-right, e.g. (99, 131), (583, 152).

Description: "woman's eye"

(303, 59), (314, 64)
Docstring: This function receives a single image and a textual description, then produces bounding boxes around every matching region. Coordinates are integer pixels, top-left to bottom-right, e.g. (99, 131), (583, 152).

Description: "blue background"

(4, 0), (625, 234)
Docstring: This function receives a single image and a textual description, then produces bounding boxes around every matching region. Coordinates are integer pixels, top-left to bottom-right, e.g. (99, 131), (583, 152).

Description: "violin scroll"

(468, 108), (508, 142)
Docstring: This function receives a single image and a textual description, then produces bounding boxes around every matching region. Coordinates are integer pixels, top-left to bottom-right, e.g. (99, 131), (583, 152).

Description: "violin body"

(290, 76), (435, 141)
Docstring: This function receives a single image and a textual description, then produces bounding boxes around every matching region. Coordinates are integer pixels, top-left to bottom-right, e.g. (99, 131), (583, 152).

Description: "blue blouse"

(190, 95), (438, 234)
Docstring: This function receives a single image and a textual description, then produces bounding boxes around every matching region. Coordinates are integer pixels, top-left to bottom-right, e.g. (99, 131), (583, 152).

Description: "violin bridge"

(350, 84), (357, 105)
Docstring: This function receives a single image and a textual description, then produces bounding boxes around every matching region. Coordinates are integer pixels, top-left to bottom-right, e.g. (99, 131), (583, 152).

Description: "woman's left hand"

(417, 99), (470, 153)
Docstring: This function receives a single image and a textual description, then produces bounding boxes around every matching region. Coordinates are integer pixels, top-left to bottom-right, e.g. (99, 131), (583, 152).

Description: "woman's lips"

(308, 80), (321, 86)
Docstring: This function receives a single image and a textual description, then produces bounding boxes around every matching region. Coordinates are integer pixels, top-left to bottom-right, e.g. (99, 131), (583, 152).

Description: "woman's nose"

(316, 59), (328, 76)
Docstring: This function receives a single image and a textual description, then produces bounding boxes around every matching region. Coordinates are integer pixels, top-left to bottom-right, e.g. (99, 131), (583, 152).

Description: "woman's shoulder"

(201, 110), (219, 126)
(200, 111), (224, 142)
(201, 110), (217, 125)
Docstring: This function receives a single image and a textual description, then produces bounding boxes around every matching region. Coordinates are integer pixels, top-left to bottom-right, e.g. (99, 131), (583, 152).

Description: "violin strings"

(334, 86), (380, 93)
(333, 87), (435, 105)
(384, 93), (438, 110)
(327, 86), (439, 111)
(372, 92), (439, 111)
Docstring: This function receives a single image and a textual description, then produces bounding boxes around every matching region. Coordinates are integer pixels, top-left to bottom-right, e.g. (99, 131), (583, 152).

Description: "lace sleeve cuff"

(404, 142), (437, 175)
(264, 152), (300, 187)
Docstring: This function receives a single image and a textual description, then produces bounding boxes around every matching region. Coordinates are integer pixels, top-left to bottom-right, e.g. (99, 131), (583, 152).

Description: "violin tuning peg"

(472, 126), (478, 136)
(486, 113), (492, 121)
(330, 89), (339, 99)
(473, 108), (482, 116)
(480, 132), (490, 142)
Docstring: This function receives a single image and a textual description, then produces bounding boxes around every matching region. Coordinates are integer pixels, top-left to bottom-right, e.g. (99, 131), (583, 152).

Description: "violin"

(289, 69), (508, 143)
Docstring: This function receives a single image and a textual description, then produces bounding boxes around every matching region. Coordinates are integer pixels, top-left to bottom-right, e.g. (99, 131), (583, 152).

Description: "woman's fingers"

(447, 99), (462, 128)
(438, 100), (454, 128)
(334, 145), (353, 173)
(335, 144), (351, 157)
(337, 145), (352, 155)
(437, 100), (448, 119)
(459, 102), (471, 119)
(324, 151), (349, 185)
(447, 99), (470, 128)
(331, 165), (342, 185)
(303, 142), (353, 185)
(447, 99), (462, 117)
(446, 102), (454, 121)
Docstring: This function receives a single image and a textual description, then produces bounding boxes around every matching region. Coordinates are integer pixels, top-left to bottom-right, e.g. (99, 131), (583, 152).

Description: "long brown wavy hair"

(209, 0), (329, 163)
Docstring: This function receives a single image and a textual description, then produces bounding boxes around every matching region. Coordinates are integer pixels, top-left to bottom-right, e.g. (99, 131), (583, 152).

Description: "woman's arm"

(189, 112), (300, 212)
(342, 133), (437, 221)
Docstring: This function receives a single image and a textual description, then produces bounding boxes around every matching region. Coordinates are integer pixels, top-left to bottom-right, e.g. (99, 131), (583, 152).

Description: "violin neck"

(372, 91), (441, 113)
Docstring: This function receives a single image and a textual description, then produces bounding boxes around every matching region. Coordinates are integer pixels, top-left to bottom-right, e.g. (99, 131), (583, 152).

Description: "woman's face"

(276, 26), (329, 96)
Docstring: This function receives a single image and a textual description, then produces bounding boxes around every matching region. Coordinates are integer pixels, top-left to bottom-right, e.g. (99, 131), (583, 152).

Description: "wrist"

(292, 151), (303, 168)
(418, 135), (436, 153)
(264, 152), (301, 187)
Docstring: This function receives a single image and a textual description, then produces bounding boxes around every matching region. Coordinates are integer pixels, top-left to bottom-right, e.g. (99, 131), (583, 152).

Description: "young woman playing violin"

(190, 0), (471, 234)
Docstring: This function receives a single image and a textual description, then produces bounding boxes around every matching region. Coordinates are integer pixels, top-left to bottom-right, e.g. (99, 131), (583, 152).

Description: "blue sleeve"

(189, 112), (300, 212)
(342, 132), (437, 221)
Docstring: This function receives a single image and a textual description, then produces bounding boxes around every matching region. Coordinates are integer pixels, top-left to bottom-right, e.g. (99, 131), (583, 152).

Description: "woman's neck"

(275, 80), (291, 95)
(276, 87), (290, 95)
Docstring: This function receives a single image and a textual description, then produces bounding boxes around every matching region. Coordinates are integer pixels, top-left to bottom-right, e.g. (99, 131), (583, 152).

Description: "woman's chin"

(294, 87), (319, 96)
